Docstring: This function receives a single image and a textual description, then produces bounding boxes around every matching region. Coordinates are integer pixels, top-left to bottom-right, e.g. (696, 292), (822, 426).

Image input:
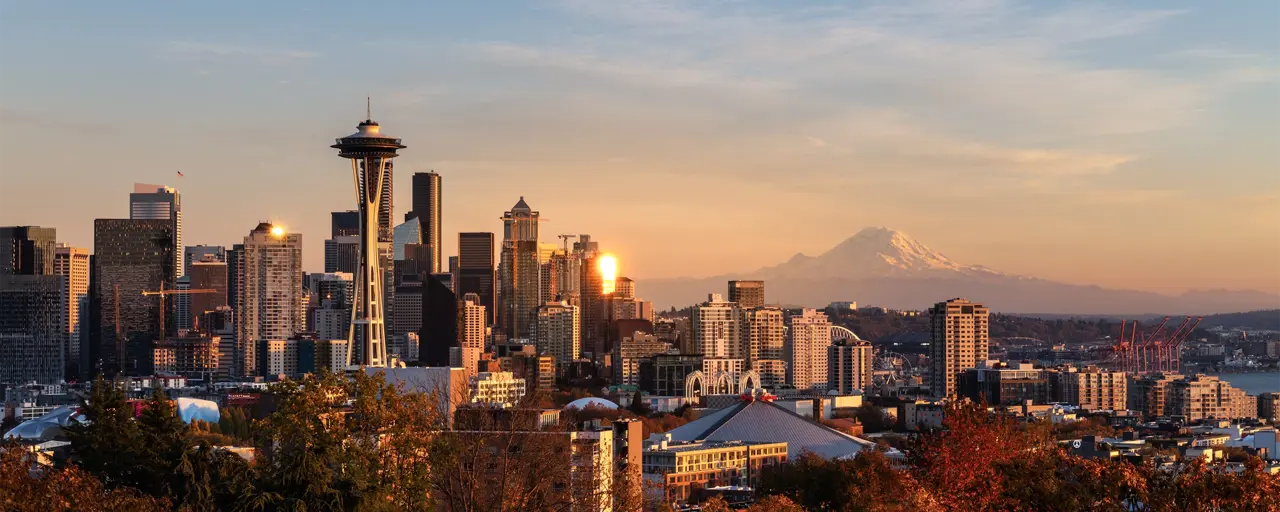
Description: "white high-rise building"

(828, 338), (873, 394)
(745, 307), (784, 364)
(235, 223), (304, 377)
(692, 293), (744, 359)
(449, 295), (488, 378)
(54, 244), (89, 364)
(536, 300), (580, 374)
(462, 294), (486, 351)
(746, 307), (786, 389)
(130, 183), (182, 277)
(787, 308), (832, 391)
(928, 298), (989, 399)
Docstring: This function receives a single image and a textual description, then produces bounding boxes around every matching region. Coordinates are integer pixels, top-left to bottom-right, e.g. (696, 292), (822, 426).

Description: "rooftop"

(664, 399), (873, 459)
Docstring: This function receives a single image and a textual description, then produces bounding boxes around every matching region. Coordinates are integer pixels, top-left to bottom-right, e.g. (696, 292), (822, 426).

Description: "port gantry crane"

(1109, 316), (1202, 374)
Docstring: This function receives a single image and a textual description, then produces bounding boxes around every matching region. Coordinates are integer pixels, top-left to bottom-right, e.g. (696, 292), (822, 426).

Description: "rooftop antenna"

(366, 96), (371, 121)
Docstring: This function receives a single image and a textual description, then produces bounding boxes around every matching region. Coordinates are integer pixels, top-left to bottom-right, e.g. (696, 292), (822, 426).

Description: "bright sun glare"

(599, 254), (617, 294)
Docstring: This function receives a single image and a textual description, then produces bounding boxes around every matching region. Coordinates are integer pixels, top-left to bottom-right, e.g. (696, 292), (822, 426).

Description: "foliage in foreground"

(757, 401), (1280, 512)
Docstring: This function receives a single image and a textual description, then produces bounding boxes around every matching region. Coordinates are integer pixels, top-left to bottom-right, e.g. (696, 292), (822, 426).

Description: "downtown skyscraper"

(0, 226), (57, 275)
(788, 308), (832, 391)
(498, 198), (540, 339)
(130, 183), (182, 277)
(408, 171), (442, 274)
(88, 218), (175, 377)
(457, 232), (495, 326)
(0, 274), (64, 384)
(234, 223), (303, 376)
(54, 244), (90, 373)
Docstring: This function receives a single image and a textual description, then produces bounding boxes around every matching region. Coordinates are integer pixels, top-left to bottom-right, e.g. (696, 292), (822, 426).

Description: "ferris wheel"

(872, 349), (915, 386)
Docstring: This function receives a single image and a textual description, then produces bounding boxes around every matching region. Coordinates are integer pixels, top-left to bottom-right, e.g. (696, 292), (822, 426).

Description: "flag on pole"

(177, 171), (184, 177)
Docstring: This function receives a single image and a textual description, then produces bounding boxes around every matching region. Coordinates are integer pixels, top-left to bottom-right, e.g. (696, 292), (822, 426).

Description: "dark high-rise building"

(408, 171), (442, 274)
(498, 198), (540, 339)
(0, 226), (57, 275)
(327, 212), (362, 276)
(418, 275), (458, 367)
(380, 163), (394, 243)
(392, 276), (424, 336)
(457, 232), (495, 325)
(580, 253), (605, 359)
(188, 259), (228, 332)
(225, 244), (243, 315)
(88, 219), (175, 377)
(728, 280), (765, 309)
(324, 235), (360, 274)
(0, 275), (64, 384)
(331, 210), (360, 237)
(500, 240), (540, 339)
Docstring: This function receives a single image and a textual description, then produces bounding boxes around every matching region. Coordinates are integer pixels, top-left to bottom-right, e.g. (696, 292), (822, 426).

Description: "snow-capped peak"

(756, 227), (1005, 280)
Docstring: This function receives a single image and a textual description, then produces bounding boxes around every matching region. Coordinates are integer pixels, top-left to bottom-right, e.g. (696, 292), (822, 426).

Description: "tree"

(64, 377), (145, 490)
(747, 495), (806, 512)
(1, 441), (169, 512)
(252, 368), (444, 511)
(135, 386), (188, 498)
(854, 404), (894, 433)
(627, 389), (651, 416)
(906, 401), (1039, 512)
(758, 451), (938, 512)
(700, 496), (732, 512)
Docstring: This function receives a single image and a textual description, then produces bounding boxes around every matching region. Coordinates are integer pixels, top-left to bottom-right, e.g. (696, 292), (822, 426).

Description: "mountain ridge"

(637, 227), (1279, 315)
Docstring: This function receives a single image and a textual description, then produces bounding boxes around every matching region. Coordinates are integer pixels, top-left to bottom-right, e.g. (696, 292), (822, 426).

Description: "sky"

(1, 0), (1277, 295)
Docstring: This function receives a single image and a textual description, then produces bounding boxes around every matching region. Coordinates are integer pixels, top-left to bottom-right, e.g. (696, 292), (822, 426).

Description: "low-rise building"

(957, 361), (1047, 406)
(469, 371), (527, 406)
(1048, 365), (1126, 412)
(152, 333), (220, 380)
(613, 332), (670, 387)
(639, 354), (702, 397)
(642, 435), (787, 502)
(1259, 392), (1280, 423)
(1166, 374), (1250, 422)
(1128, 373), (1184, 418)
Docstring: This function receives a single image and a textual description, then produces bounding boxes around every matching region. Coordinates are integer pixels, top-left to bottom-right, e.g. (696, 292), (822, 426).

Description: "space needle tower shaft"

(331, 105), (406, 368)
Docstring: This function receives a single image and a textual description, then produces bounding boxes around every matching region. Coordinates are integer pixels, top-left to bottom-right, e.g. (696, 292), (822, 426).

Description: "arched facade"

(686, 369), (767, 399)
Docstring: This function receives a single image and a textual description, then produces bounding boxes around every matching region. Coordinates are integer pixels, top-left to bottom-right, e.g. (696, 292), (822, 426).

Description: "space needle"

(331, 103), (405, 368)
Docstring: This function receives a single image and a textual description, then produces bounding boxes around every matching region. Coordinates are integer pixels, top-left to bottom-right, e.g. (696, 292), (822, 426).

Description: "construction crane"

(557, 234), (578, 254)
(142, 282), (216, 343)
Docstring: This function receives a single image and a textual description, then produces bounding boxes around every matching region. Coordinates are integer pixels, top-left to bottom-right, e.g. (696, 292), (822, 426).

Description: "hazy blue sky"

(2, 1), (1277, 293)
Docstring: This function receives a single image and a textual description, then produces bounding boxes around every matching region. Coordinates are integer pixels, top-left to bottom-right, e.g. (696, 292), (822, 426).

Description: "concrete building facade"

(788, 308), (832, 390)
(928, 298), (989, 398)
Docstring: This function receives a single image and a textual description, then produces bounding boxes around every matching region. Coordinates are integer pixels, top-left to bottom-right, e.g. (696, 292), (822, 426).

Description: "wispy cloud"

(159, 41), (318, 63)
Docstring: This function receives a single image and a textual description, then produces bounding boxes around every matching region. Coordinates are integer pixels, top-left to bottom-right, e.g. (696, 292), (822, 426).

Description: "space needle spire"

(331, 106), (405, 368)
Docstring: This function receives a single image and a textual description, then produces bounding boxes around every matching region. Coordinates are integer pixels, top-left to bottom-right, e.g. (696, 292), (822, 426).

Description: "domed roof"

(564, 397), (619, 411)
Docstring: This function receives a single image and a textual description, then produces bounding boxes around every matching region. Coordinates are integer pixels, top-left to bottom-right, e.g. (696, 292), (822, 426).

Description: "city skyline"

(2, 1), (1278, 295)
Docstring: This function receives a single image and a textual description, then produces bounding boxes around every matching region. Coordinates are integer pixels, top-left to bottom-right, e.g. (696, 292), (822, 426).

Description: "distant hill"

(638, 227), (1280, 315)
(1199, 310), (1280, 331)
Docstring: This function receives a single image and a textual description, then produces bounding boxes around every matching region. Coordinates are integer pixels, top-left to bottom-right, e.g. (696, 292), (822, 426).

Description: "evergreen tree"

(628, 390), (652, 416)
(136, 386), (188, 498)
(64, 377), (145, 490)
